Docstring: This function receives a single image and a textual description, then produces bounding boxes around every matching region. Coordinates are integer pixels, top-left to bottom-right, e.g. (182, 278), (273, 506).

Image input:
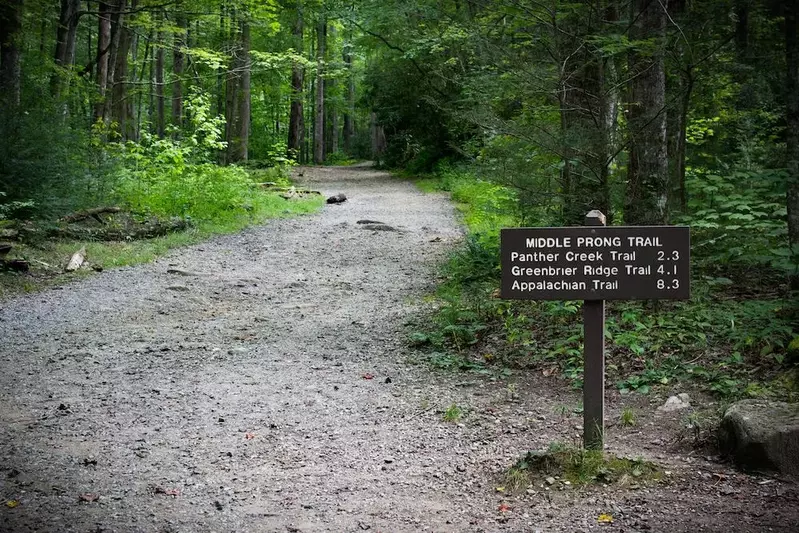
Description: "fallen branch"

(65, 246), (86, 272)
(259, 184), (322, 195)
(60, 206), (121, 223)
(48, 217), (190, 241)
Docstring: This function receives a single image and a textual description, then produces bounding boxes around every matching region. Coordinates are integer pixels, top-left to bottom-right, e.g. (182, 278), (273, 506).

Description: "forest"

(1, 0), (798, 403)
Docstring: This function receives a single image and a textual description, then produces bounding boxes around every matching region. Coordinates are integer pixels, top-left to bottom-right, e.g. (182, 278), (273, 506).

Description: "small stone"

(545, 477), (556, 485)
(657, 395), (691, 412)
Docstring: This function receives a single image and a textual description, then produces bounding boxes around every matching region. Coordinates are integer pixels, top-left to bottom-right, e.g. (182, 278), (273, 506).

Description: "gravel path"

(2, 164), (798, 533)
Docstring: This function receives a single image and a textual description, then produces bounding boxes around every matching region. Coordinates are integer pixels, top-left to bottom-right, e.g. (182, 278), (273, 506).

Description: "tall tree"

(314, 16), (326, 164)
(154, 11), (165, 137)
(287, 0), (304, 160)
(51, 0), (80, 98)
(172, 11), (188, 128)
(326, 24), (338, 155)
(93, 1), (112, 123)
(226, 12), (250, 163)
(0, 0), (23, 107)
(787, 0), (799, 289)
(625, 0), (669, 225)
(111, 0), (134, 140)
(342, 33), (355, 154)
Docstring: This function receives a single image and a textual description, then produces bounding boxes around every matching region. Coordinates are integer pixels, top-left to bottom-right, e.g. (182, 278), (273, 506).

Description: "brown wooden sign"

(501, 226), (690, 300)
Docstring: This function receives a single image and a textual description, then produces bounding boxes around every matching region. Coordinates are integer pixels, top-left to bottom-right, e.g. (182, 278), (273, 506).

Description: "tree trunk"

(287, 0), (304, 160)
(0, 0), (23, 107)
(172, 12), (187, 130)
(313, 18), (326, 164)
(216, 2), (226, 118)
(786, 0), (799, 289)
(51, 0), (80, 98)
(127, 14), (139, 141)
(106, 0), (124, 98)
(343, 34), (355, 154)
(597, 54), (617, 220)
(326, 24), (338, 155)
(625, 0), (669, 225)
(233, 18), (250, 162)
(93, 1), (112, 123)
(155, 14), (165, 138)
(370, 111), (385, 165)
(226, 13), (250, 164)
(111, 1), (134, 141)
(734, 0), (751, 61)
(224, 8), (238, 165)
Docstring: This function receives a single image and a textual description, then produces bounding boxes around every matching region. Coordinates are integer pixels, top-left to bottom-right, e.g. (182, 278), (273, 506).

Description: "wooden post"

(583, 210), (606, 450)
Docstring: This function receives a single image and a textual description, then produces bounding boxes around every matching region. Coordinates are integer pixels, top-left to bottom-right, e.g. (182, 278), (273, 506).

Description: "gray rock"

(657, 393), (691, 412)
(720, 399), (799, 476)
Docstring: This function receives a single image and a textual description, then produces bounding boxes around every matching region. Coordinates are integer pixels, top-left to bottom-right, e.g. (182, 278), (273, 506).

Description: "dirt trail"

(1, 165), (798, 533)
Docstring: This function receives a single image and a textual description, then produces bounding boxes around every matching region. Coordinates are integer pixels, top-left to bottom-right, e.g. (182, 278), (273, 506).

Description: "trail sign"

(501, 226), (690, 300)
(500, 211), (691, 449)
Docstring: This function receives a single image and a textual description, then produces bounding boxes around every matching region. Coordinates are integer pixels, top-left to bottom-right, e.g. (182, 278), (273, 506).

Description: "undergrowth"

(407, 163), (799, 402)
(1, 91), (324, 298)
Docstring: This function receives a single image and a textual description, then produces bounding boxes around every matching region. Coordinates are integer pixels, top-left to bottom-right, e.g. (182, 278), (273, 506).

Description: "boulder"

(720, 399), (799, 476)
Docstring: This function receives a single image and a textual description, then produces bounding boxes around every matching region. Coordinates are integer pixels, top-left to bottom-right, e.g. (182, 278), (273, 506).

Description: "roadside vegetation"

(408, 163), (798, 403)
(0, 92), (322, 298)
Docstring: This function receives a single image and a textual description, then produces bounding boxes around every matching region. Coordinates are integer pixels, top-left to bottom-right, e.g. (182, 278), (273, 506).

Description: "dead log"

(326, 193), (347, 204)
(51, 217), (190, 241)
(1, 259), (29, 272)
(65, 246), (86, 272)
(260, 184), (322, 195)
(60, 206), (121, 223)
(0, 243), (11, 257)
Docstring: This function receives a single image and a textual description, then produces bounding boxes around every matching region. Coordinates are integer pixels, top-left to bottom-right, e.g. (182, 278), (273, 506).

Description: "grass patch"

(504, 443), (661, 491)
(619, 407), (637, 427)
(0, 191), (323, 299)
(442, 403), (464, 422)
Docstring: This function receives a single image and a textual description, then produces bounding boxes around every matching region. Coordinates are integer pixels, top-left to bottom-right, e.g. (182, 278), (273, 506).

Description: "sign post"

(500, 212), (690, 450)
(582, 210), (606, 449)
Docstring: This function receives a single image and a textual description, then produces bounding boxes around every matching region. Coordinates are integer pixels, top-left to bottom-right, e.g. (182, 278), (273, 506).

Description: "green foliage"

(679, 168), (794, 274)
(442, 403), (464, 422)
(106, 90), (283, 222)
(115, 149), (252, 221)
(619, 407), (636, 427)
(0, 192), (34, 221)
(506, 445), (660, 489)
(0, 105), (119, 216)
